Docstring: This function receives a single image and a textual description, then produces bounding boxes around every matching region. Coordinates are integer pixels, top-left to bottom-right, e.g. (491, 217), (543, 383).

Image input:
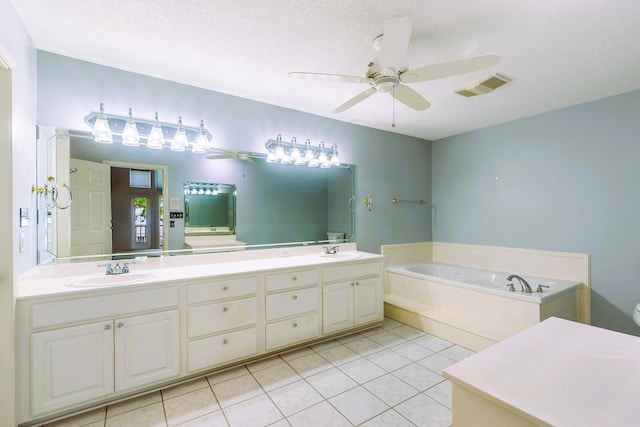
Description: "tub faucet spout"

(507, 274), (532, 293)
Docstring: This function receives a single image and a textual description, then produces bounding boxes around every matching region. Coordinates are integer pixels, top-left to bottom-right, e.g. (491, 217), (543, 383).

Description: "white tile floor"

(42, 318), (475, 427)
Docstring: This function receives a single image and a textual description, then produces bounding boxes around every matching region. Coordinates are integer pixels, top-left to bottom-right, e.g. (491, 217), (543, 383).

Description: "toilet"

(327, 232), (345, 243)
(634, 303), (640, 327)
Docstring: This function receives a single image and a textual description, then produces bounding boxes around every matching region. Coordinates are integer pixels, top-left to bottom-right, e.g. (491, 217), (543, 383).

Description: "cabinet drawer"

(265, 269), (319, 292)
(266, 313), (320, 351)
(323, 261), (380, 283)
(188, 327), (258, 372)
(187, 276), (257, 304)
(265, 287), (319, 321)
(31, 287), (179, 329)
(188, 297), (257, 339)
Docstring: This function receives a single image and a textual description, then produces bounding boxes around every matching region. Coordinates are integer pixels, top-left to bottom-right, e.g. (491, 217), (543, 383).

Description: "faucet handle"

(98, 263), (113, 275)
(506, 283), (515, 292)
(536, 284), (550, 293)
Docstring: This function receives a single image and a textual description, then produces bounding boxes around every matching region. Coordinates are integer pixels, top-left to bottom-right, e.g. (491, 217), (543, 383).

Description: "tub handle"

(506, 283), (515, 292)
(536, 284), (550, 293)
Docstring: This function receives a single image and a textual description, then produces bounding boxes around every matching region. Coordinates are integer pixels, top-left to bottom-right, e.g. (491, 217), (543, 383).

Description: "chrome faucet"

(507, 274), (532, 293)
(98, 262), (131, 275)
(323, 245), (340, 255)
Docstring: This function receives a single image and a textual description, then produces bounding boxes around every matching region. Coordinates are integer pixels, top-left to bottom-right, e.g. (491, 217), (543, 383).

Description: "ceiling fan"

(289, 16), (500, 114)
(206, 148), (255, 163)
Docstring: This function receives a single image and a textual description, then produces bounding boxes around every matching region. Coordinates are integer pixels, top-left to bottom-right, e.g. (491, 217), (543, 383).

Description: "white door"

(114, 310), (180, 392)
(354, 277), (383, 325)
(31, 321), (114, 416)
(70, 158), (111, 256)
(322, 281), (354, 334)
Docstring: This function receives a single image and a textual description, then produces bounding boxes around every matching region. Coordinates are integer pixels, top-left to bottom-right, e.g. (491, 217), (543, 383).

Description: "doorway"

(110, 166), (164, 254)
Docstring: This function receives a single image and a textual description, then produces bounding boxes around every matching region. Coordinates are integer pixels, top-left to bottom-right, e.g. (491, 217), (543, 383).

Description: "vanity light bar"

(265, 134), (340, 168)
(84, 104), (213, 154)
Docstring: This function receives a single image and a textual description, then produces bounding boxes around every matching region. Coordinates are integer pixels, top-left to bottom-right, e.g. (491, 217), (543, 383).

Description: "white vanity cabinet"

(264, 268), (321, 351)
(24, 286), (180, 418)
(186, 275), (259, 372)
(322, 261), (383, 334)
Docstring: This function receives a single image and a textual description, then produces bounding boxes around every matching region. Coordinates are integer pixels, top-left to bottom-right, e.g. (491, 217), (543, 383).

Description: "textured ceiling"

(10, 0), (640, 140)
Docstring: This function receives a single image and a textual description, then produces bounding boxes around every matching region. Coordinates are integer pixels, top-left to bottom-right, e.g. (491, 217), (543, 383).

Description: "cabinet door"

(115, 310), (180, 392)
(354, 277), (383, 325)
(323, 281), (354, 334)
(31, 321), (114, 416)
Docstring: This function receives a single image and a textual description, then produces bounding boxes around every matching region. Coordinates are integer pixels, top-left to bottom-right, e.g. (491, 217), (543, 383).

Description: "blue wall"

(37, 51), (432, 254)
(433, 89), (640, 335)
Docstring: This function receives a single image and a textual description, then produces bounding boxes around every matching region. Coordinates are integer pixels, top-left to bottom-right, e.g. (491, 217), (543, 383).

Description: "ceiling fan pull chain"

(392, 84), (396, 128)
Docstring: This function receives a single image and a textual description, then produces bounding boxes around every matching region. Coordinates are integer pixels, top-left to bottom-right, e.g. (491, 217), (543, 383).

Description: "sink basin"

(65, 272), (156, 287)
(319, 251), (363, 261)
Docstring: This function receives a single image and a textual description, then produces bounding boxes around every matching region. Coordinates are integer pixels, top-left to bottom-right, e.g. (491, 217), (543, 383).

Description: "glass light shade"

(171, 116), (187, 151)
(266, 150), (278, 163)
(146, 113), (164, 149)
(275, 144), (285, 160)
(330, 144), (340, 165)
(171, 129), (187, 151)
(192, 134), (208, 154)
(92, 103), (113, 144)
(122, 109), (140, 147)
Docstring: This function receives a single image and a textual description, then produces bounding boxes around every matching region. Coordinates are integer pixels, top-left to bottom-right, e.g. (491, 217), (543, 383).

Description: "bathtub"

(387, 263), (580, 303)
(384, 262), (583, 350)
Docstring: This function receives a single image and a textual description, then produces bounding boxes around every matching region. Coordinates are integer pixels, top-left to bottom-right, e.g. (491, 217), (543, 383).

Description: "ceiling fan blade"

(289, 72), (370, 84)
(333, 87), (378, 113)
(400, 53), (500, 83)
(379, 16), (412, 71)
(391, 85), (431, 111)
(205, 154), (233, 160)
(237, 153), (255, 163)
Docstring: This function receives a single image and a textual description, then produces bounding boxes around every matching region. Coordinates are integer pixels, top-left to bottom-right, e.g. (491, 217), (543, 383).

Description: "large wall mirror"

(35, 127), (355, 263)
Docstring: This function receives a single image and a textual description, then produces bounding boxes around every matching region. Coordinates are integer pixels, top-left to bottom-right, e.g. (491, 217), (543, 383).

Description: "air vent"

(454, 73), (511, 97)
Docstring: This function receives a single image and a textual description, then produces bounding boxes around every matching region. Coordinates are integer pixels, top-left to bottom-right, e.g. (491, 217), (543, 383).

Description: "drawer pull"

(223, 307), (229, 312)
(291, 275), (298, 281)
(223, 285), (229, 291)
(117, 322), (124, 328)
(292, 295), (298, 300)
(293, 322), (298, 328)
(104, 324), (112, 330)
(223, 339), (229, 344)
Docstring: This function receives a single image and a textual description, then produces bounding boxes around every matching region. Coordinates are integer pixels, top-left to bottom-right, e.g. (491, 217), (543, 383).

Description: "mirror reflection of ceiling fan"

(206, 148), (255, 163)
(289, 16), (500, 114)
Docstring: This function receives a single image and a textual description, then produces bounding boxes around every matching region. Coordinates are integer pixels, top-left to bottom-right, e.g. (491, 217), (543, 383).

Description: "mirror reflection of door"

(110, 167), (163, 254)
(70, 158), (112, 256)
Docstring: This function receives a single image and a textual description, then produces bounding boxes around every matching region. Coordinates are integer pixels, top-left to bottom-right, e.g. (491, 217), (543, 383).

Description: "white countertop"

(17, 244), (384, 299)
(444, 317), (640, 426)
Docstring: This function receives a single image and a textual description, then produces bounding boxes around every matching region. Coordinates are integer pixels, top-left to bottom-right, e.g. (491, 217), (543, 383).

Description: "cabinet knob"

(117, 322), (124, 328)
(291, 275), (297, 281)
(355, 281), (359, 286)
(292, 294), (298, 300)
(351, 282), (354, 287)
(223, 339), (229, 344)
(223, 285), (229, 291)
(292, 323), (298, 328)
(223, 307), (229, 312)
(104, 324), (112, 330)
